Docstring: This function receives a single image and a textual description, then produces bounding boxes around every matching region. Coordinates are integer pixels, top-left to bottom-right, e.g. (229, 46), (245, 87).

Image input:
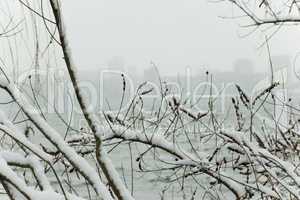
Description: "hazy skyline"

(62, 0), (300, 75)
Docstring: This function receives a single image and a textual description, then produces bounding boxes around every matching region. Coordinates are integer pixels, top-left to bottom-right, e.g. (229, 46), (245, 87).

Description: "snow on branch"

(48, 1), (134, 199)
(0, 80), (113, 200)
(0, 153), (86, 200)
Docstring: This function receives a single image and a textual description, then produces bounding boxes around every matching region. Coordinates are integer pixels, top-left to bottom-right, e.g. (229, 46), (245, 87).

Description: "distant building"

(272, 55), (290, 71)
(107, 56), (126, 72)
(270, 55), (291, 85)
(126, 65), (139, 82)
(143, 67), (159, 83)
(233, 58), (254, 75)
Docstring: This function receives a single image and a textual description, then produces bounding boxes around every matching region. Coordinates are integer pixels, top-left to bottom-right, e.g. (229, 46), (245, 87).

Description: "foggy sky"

(61, 0), (300, 75)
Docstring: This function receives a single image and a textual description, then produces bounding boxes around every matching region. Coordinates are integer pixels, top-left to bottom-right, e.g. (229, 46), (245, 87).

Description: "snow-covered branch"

(0, 80), (113, 200)
(48, 1), (134, 199)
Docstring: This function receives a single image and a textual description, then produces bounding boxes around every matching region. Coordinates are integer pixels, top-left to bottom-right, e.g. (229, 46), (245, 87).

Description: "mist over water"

(0, 1), (300, 200)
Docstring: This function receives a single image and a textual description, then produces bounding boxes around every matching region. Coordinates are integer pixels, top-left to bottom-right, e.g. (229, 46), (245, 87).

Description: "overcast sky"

(61, 0), (300, 75)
